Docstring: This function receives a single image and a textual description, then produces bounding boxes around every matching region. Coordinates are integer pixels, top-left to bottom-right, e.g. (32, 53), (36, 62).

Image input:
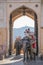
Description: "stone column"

(34, 13), (38, 55)
(9, 14), (12, 55)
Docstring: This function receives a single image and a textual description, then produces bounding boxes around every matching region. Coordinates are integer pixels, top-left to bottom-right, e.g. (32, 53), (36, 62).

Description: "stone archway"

(9, 6), (38, 55)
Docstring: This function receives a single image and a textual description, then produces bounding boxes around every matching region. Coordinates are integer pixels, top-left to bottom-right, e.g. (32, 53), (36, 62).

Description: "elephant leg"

(33, 53), (36, 60)
(23, 51), (25, 61)
(26, 49), (29, 61)
(29, 49), (32, 60)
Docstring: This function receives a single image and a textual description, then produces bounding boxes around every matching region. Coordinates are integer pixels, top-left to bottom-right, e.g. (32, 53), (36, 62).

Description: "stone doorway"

(9, 6), (38, 56)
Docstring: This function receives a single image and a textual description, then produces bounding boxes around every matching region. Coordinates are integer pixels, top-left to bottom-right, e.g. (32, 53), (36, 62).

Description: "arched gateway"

(9, 6), (38, 55)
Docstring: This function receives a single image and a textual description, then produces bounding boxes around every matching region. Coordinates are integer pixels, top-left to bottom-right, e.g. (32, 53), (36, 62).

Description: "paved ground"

(1, 60), (43, 65)
(0, 55), (43, 65)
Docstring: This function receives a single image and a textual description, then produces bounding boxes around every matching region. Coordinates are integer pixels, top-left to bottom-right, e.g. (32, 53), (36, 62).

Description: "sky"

(13, 15), (34, 28)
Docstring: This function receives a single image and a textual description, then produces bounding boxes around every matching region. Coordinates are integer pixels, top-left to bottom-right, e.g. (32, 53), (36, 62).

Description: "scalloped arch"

(10, 5), (37, 22)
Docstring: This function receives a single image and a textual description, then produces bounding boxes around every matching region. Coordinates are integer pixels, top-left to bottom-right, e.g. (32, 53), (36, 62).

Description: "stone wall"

(40, 0), (43, 54)
(0, 0), (41, 3)
(0, 2), (7, 55)
(6, 0), (41, 54)
(0, 0), (42, 55)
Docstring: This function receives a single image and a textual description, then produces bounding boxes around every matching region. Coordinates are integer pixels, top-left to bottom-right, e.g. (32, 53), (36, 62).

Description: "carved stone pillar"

(9, 14), (12, 55)
(34, 13), (38, 55)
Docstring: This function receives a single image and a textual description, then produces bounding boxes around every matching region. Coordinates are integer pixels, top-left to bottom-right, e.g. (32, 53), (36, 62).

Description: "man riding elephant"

(22, 28), (32, 62)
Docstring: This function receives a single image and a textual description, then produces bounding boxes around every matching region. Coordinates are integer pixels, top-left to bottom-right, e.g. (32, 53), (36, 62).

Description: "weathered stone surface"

(0, 0), (43, 55)
(0, 0), (41, 3)
(7, 0), (40, 2)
